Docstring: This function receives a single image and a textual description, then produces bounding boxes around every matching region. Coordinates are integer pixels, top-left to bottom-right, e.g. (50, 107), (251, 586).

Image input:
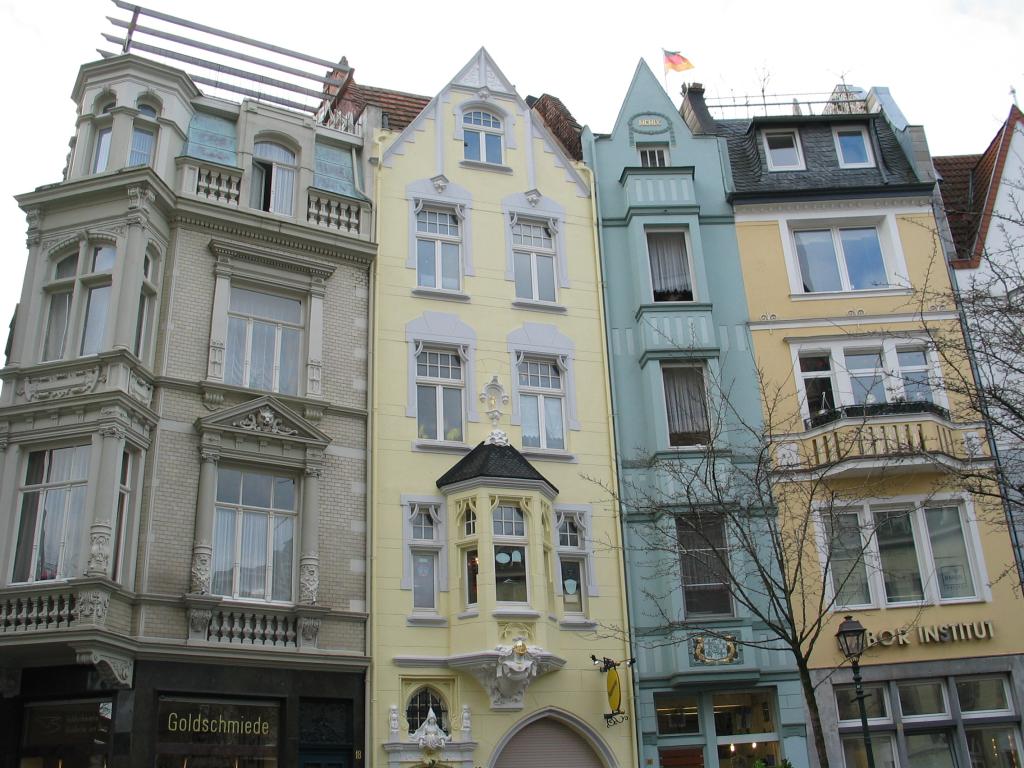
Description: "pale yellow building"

(366, 50), (635, 768)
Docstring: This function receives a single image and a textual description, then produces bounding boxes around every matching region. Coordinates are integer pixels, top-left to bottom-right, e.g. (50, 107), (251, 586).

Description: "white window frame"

(896, 679), (950, 722)
(512, 218), (558, 304)
(816, 495), (990, 611)
(956, 677), (1014, 718)
(645, 228), (697, 303)
(762, 129), (805, 171)
(790, 338), (949, 423)
(462, 109), (504, 165)
(792, 224), (892, 293)
(553, 504), (598, 624)
(840, 733), (899, 768)
(638, 143), (669, 168)
(835, 683), (893, 725)
(516, 355), (567, 451)
(414, 345), (466, 443)
(225, 285), (305, 396)
(415, 206), (463, 293)
(400, 496), (447, 620)
(832, 125), (875, 169)
(129, 101), (160, 168)
(40, 240), (118, 363)
(660, 363), (712, 449)
(250, 140), (297, 216)
(211, 466), (298, 604)
(492, 503), (529, 606)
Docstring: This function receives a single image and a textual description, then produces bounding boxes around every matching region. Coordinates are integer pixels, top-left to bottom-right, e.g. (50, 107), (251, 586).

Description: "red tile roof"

(348, 83), (430, 131)
(529, 93), (583, 161)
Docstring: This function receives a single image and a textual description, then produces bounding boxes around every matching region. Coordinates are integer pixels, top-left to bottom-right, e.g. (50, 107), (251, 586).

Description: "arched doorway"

(492, 716), (607, 768)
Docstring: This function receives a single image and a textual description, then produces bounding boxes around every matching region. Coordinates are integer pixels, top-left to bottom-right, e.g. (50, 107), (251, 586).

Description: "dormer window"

(250, 141), (296, 216)
(833, 125), (874, 168)
(763, 130), (805, 171)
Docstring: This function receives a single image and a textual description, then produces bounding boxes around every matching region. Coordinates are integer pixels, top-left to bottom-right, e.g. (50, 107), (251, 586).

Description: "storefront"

(2, 660), (365, 768)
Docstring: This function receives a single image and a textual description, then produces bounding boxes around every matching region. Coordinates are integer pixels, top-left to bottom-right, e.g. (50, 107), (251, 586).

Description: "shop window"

(654, 692), (700, 735)
(21, 699), (112, 766)
(965, 726), (1022, 768)
(12, 445), (91, 583)
(904, 730), (958, 768)
(712, 691), (780, 766)
(659, 746), (705, 767)
(155, 697), (279, 767)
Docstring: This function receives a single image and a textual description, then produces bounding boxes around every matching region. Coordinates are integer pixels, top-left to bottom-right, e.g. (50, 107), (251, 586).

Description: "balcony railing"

(306, 188), (365, 235)
(804, 400), (950, 431)
(620, 166), (695, 212)
(194, 162), (242, 207)
(0, 588), (77, 633)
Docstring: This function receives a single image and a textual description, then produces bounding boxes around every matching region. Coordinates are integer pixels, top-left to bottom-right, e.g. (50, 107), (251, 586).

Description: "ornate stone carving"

(456, 639), (564, 710)
(98, 423), (127, 440)
(524, 188), (542, 207)
(299, 563), (320, 604)
(412, 707), (449, 751)
(187, 608), (213, 640)
(74, 590), (110, 623)
(127, 185), (156, 213)
(499, 622), (535, 643)
(18, 366), (104, 402)
(389, 704), (400, 739)
(460, 704), (472, 742)
(76, 649), (133, 688)
(233, 406), (298, 436)
(208, 339), (226, 380)
(190, 551), (212, 594)
(129, 372), (154, 405)
(86, 523), (112, 576)
(306, 360), (323, 397)
(431, 174), (450, 193)
(298, 616), (321, 647)
(691, 634), (740, 665)
(0, 668), (22, 698)
(479, 375), (510, 446)
(25, 209), (42, 246)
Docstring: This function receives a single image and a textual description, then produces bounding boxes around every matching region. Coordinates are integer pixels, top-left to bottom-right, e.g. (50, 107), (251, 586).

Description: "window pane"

(712, 691), (775, 736)
(55, 255), (77, 280)
(838, 131), (869, 165)
(561, 560), (583, 613)
(494, 545), (527, 602)
(662, 367), (709, 446)
(795, 230), (842, 292)
(134, 292), (149, 358)
(239, 511), (268, 599)
(81, 285), (110, 354)
(417, 239), (436, 287)
(216, 467), (242, 504)
(659, 747), (705, 768)
(248, 321), (276, 391)
(63, 485), (87, 578)
(230, 287), (302, 324)
(272, 516), (293, 602)
(413, 553), (436, 609)
(842, 735), (897, 768)
(12, 491), (39, 582)
(925, 506), (975, 599)
(254, 142), (295, 163)
(875, 509), (924, 602)
(485, 132), (502, 164)
(225, 316), (247, 386)
(836, 685), (887, 721)
(43, 291), (71, 361)
(273, 476), (295, 511)
(442, 386), (463, 442)
(129, 127), (155, 166)
(766, 132), (799, 166)
(958, 679), (1009, 713)
(464, 130), (481, 161)
(902, 371), (933, 403)
(898, 350), (928, 368)
(544, 397), (565, 449)
(92, 246), (116, 272)
(212, 507), (235, 596)
(273, 162), (297, 211)
(966, 726), (1021, 768)
(441, 242), (460, 290)
(840, 228), (887, 290)
(824, 512), (871, 606)
(905, 731), (957, 768)
(93, 128), (111, 172)
(466, 549), (478, 605)
(648, 232), (693, 301)
(514, 251), (533, 299)
(846, 351), (885, 405)
(804, 376), (836, 415)
(898, 681), (946, 716)
(242, 471), (273, 508)
(536, 255), (556, 302)
(37, 488), (68, 581)
(520, 394), (541, 448)
(417, 385), (438, 440)
(278, 327), (300, 396)
(654, 693), (700, 735)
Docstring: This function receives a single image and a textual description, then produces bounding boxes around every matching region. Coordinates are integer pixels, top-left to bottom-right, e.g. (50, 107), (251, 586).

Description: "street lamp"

(836, 615), (876, 768)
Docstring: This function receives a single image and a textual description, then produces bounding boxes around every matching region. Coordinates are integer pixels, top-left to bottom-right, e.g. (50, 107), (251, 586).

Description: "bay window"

(493, 505), (527, 603)
(12, 445), (91, 583)
(647, 231), (694, 302)
(225, 286), (303, 396)
(662, 365), (710, 447)
(518, 357), (565, 450)
(416, 348), (464, 442)
(212, 467), (296, 602)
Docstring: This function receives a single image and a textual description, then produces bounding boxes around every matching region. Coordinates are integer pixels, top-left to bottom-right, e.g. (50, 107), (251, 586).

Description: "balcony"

(635, 302), (717, 364)
(619, 166), (695, 214)
(775, 407), (988, 478)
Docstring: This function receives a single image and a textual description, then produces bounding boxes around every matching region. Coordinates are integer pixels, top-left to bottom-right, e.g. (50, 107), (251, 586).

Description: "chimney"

(680, 82), (716, 135)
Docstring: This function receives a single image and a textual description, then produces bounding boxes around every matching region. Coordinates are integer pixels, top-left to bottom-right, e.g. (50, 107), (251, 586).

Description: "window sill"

(491, 608), (541, 620)
(559, 617), (598, 631)
(519, 448), (577, 463)
(789, 287), (912, 300)
(459, 159), (513, 174)
(512, 299), (567, 314)
(412, 287), (470, 303)
(457, 609), (479, 620)
(413, 440), (473, 455)
(407, 614), (448, 627)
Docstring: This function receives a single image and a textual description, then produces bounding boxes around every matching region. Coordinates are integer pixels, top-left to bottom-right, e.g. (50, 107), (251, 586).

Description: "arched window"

(250, 141), (296, 216)
(406, 688), (448, 734)
(463, 110), (502, 165)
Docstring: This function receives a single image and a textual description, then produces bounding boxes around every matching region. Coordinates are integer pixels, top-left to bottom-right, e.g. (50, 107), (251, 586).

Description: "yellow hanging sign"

(591, 655), (634, 727)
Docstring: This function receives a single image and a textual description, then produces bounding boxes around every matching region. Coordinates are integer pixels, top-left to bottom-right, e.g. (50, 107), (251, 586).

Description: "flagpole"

(661, 49), (668, 92)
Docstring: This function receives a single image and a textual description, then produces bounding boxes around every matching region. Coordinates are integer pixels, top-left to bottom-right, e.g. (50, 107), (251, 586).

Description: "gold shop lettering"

(166, 711), (271, 736)
(864, 620), (995, 649)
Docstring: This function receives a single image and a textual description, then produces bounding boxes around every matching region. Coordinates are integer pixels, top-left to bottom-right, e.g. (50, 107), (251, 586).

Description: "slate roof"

(714, 114), (926, 201)
(934, 106), (1024, 265)
(528, 93), (583, 161)
(436, 441), (558, 494)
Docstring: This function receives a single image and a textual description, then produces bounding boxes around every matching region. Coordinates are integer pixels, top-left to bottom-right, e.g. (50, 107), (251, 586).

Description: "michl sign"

(866, 619), (995, 648)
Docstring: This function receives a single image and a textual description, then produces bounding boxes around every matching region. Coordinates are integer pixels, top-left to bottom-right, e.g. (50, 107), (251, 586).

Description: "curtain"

(239, 511), (268, 599)
(271, 165), (295, 216)
(662, 368), (709, 442)
(647, 233), (692, 300)
(129, 128), (155, 166)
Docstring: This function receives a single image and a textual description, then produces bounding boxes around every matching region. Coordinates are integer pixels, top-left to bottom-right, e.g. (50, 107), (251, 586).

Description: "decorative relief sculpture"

(456, 637), (564, 710)
(389, 704), (400, 739)
(412, 707), (449, 751)
(74, 590), (110, 622)
(76, 649), (133, 688)
(691, 634), (740, 665)
(479, 375), (510, 446)
(460, 704), (472, 742)
(129, 372), (154, 405)
(190, 551), (212, 594)
(299, 563), (320, 604)
(233, 406), (298, 436)
(298, 616), (321, 647)
(86, 524), (112, 576)
(187, 608), (213, 640)
(18, 366), (104, 402)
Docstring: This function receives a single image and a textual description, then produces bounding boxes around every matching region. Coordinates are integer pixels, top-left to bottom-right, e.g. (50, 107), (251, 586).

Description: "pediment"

(196, 395), (330, 445)
(451, 48), (515, 95)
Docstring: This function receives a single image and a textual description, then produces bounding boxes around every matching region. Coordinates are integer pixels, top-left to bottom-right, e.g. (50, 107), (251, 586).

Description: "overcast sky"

(1, 0), (1021, 348)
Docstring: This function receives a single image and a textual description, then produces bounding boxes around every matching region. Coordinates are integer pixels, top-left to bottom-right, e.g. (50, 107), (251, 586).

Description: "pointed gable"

(451, 48), (516, 95)
(437, 441), (558, 496)
(610, 59), (692, 146)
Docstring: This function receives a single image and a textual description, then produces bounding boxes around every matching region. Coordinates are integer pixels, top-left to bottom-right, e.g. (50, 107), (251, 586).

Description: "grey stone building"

(0, 51), (376, 766)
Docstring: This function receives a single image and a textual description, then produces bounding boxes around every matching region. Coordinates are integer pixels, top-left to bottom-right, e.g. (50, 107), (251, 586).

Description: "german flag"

(663, 50), (695, 73)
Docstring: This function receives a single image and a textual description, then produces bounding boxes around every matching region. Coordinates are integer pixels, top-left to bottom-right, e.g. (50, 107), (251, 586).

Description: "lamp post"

(836, 615), (876, 768)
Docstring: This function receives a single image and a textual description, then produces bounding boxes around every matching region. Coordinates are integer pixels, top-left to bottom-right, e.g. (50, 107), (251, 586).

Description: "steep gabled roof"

(436, 441), (558, 495)
(528, 94), (583, 161)
(934, 105), (1024, 266)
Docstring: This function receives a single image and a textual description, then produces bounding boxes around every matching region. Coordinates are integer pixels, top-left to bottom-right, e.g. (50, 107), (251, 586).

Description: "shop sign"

(157, 698), (278, 746)
(23, 700), (112, 747)
(866, 620), (995, 648)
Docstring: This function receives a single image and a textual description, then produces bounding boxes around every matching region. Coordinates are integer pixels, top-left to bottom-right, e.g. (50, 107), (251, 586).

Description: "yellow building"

(681, 83), (1024, 768)
(366, 50), (635, 768)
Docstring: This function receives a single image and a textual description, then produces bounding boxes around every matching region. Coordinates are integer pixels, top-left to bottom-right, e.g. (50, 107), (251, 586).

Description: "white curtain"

(648, 233), (692, 297)
(271, 165), (295, 216)
(239, 511), (267, 599)
(663, 368), (708, 436)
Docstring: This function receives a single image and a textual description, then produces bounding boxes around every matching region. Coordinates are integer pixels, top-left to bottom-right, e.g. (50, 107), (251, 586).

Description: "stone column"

(306, 280), (325, 398)
(86, 423), (126, 577)
(299, 449), (323, 605)
(113, 195), (151, 351)
(206, 259), (232, 382)
(190, 445), (220, 594)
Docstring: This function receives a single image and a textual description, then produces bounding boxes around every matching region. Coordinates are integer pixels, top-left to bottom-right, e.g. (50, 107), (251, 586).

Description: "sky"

(0, 0), (1021, 345)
